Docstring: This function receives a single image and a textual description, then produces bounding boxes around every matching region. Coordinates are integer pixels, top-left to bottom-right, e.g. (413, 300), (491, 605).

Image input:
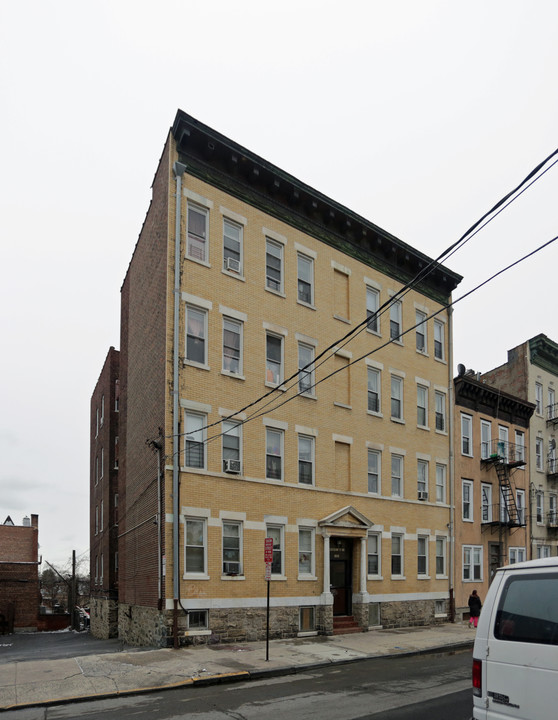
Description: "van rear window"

(494, 573), (558, 645)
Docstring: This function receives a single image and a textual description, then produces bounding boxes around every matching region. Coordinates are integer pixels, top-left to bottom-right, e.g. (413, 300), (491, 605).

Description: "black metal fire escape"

(482, 440), (525, 528)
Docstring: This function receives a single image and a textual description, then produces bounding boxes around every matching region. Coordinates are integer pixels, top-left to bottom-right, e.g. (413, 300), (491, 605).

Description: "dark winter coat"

(468, 593), (482, 617)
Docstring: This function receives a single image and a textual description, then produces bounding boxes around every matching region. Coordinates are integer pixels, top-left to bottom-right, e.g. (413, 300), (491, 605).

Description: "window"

(435, 464), (446, 504)
(549, 494), (557, 525)
(417, 536), (428, 576)
(549, 388), (556, 420)
(536, 491), (544, 524)
(461, 414), (473, 456)
(481, 483), (492, 523)
(366, 287), (380, 333)
(266, 333), (283, 385)
(389, 300), (402, 341)
(95, 505), (98, 535)
(222, 421), (241, 472)
(114, 436), (119, 469)
(509, 547), (526, 564)
(417, 460), (428, 497)
(462, 479), (473, 521)
(114, 493), (119, 526)
(100, 395), (105, 427)
(391, 454), (403, 497)
(185, 412), (205, 468)
(391, 375), (403, 420)
(515, 431), (525, 463)
(297, 253), (314, 304)
(300, 606), (315, 632)
(115, 379), (120, 412)
(536, 437), (544, 470)
(187, 203), (208, 262)
(391, 534), (403, 576)
(481, 420), (491, 459)
(435, 391), (446, 432)
(298, 434), (314, 485)
(498, 425), (509, 462)
(95, 407), (99, 438)
(368, 533), (381, 575)
(367, 367), (380, 413)
(95, 555), (99, 584)
(185, 518), (206, 574)
(188, 610), (208, 630)
(298, 528), (314, 575)
(517, 489), (526, 527)
(100, 554), (103, 585)
(223, 218), (242, 273)
(463, 545), (482, 581)
(266, 525), (283, 575)
(186, 306), (207, 365)
(417, 385), (428, 427)
(436, 537), (446, 576)
(223, 318), (242, 374)
(223, 521), (242, 575)
(368, 449), (380, 494)
(298, 343), (315, 395)
(265, 238), (283, 292)
(266, 428), (283, 480)
(95, 456), (99, 485)
(433, 320), (444, 360)
(550, 441), (557, 474)
(535, 382), (543, 414)
(494, 574), (558, 645)
(536, 545), (551, 559)
(415, 310), (427, 352)
(100, 500), (104, 533)
(100, 447), (104, 479)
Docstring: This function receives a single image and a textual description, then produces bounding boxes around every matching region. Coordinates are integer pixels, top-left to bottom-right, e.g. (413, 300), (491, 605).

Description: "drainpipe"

(172, 161), (186, 648)
(447, 305), (456, 622)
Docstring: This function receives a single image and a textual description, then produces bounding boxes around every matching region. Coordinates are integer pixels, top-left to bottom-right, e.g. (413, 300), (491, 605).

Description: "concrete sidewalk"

(0, 623), (475, 712)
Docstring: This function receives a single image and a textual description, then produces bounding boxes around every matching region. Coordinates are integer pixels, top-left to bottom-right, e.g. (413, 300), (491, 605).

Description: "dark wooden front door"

(330, 538), (353, 615)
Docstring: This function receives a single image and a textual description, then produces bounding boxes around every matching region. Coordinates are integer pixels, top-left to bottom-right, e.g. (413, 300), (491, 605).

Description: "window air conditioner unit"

(224, 459), (241, 474)
(223, 562), (240, 574)
(225, 257), (241, 273)
(418, 491), (428, 501)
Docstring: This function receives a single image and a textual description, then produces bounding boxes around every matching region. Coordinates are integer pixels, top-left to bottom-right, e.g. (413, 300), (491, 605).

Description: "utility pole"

(71, 550), (77, 630)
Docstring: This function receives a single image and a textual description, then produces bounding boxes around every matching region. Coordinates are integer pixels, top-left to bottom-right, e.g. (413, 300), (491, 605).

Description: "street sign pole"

(264, 538), (273, 661)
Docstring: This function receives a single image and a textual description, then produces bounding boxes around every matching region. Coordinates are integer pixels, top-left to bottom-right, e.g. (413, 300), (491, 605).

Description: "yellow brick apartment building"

(94, 111), (462, 646)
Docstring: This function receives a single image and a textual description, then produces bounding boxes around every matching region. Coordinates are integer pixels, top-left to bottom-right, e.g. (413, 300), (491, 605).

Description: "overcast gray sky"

(1, 1), (556, 568)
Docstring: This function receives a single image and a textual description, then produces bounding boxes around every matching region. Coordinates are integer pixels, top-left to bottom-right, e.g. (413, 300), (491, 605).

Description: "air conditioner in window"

(224, 459), (241, 474)
(225, 257), (241, 273)
(418, 491), (429, 501)
(223, 562), (240, 574)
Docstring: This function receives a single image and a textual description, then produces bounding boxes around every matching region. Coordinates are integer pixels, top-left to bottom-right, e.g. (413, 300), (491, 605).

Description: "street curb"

(0, 640), (474, 713)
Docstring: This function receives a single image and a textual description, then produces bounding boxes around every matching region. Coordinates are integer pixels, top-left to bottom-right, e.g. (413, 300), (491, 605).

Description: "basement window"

(188, 610), (208, 630)
(299, 606), (315, 633)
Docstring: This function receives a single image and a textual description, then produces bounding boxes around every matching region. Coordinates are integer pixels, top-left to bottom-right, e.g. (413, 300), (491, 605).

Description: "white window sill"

(434, 613), (448, 619)
(434, 356), (447, 365)
(391, 575), (406, 581)
(367, 575), (383, 581)
(299, 391), (317, 400)
(436, 575), (448, 581)
(186, 256), (211, 269)
(268, 575), (287, 581)
(265, 286), (286, 298)
(297, 630), (318, 637)
(297, 575), (317, 581)
(184, 629), (211, 637)
(334, 402), (352, 410)
(391, 339), (404, 347)
(416, 350), (430, 358)
(221, 574), (245, 581)
(367, 410), (383, 418)
(418, 575), (431, 580)
(463, 518), (474, 523)
(184, 360), (211, 371)
(265, 381), (287, 392)
(221, 269), (245, 281)
(391, 417), (405, 425)
(297, 299), (316, 310)
(417, 424), (430, 431)
(333, 314), (351, 324)
(221, 370), (245, 380)
(435, 429), (448, 436)
(183, 573), (210, 581)
(366, 328), (381, 338)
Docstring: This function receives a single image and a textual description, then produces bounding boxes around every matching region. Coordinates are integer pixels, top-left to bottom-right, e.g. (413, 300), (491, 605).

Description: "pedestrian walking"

(468, 589), (482, 628)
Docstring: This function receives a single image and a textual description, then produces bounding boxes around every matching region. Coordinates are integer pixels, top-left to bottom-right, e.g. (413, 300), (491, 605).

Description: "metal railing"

(481, 439), (525, 464)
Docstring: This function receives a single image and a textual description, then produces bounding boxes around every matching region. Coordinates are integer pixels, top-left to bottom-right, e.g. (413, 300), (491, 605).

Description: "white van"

(472, 556), (558, 719)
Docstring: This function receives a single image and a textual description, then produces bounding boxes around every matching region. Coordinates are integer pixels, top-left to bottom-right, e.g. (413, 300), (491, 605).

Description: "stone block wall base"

(91, 597), (119, 639)
(117, 603), (167, 647)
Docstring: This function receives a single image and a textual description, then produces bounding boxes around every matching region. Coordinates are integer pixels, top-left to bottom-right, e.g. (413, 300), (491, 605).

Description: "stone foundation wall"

(90, 597), (119, 639)
(118, 603), (167, 647)
(377, 599), (445, 628)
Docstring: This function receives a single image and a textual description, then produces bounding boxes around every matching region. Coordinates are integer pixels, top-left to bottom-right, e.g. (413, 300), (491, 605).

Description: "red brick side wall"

(481, 341), (529, 400)
(119, 135), (171, 608)
(0, 524), (39, 628)
(90, 347), (120, 601)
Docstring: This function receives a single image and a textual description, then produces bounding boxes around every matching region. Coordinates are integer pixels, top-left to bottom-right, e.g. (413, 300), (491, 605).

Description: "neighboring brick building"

(481, 335), (558, 559)
(0, 514), (40, 631)
(453, 371), (534, 619)
(90, 347), (120, 638)
(93, 110), (462, 646)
